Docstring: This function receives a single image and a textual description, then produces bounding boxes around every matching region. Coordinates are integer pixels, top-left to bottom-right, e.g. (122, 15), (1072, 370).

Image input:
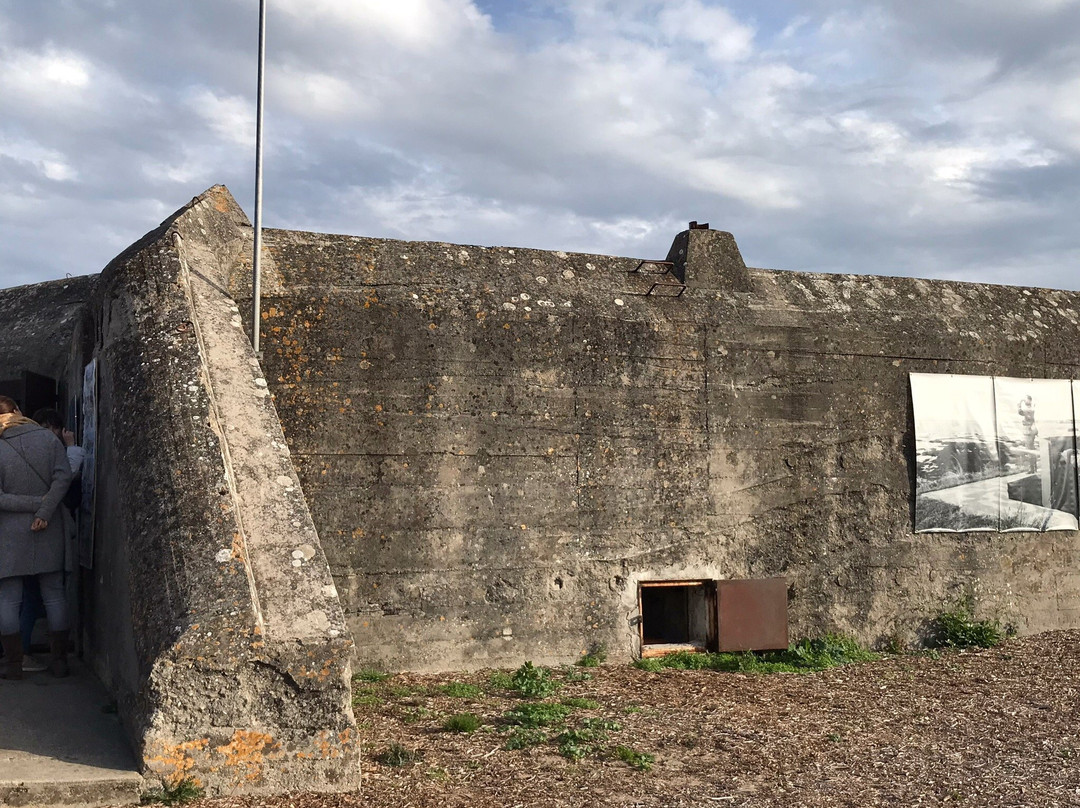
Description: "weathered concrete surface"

(0, 276), (95, 381)
(83, 187), (358, 794)
(0, 661), (143, 807)
(230, 217), (1080, 671)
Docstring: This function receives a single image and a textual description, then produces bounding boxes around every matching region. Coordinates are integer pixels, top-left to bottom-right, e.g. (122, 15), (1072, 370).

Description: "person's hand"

(31, 518), (48, 532)
(61, 429), (75, 447)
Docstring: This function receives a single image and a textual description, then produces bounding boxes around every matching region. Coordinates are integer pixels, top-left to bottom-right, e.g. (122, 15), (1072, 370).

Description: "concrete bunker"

(7, 183), (1080, 795)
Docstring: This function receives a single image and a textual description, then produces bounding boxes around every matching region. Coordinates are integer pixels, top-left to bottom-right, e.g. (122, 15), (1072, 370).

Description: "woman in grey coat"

(0, 394), (73, 679)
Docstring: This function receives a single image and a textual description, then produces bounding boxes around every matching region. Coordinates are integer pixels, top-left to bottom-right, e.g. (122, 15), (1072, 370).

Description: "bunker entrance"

(639, 580), (716, 657)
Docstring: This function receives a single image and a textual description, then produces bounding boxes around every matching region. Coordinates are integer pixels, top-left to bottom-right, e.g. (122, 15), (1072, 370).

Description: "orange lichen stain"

(503, 323), (511, 329)
(145, 738), (210, 786)
(352, 528), (365, 539)
(315, 730), (347, 759)
(363, 291), (379, 309)
(476, 311), (487, 321)
(215, 730), (280, 782)
(374, 404), (383, 412)
(231, 531), (245, 560)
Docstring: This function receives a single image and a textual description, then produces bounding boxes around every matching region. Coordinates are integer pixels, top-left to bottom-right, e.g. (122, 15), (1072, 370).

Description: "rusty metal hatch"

(716, 577), (789, 652)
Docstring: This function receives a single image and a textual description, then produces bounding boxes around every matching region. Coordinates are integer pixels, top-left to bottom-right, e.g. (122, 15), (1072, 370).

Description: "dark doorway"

(639, 580), (716, 657)
(0, 371), (58, 415)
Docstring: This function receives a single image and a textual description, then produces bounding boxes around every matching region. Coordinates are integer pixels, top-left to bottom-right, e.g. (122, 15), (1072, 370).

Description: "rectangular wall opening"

(638, 580), (715, 658)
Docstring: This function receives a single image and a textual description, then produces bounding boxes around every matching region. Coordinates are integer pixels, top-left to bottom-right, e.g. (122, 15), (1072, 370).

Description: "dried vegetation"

(153, 630), (1080, 808)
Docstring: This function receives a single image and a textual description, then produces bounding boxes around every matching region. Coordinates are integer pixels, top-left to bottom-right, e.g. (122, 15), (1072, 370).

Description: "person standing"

(12, 408), (84, 672)
(0, 395), (73, 679)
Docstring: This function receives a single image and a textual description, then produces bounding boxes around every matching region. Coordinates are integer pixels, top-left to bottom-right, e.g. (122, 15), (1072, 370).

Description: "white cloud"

(658, 0), (754, 62)
(3, 0), (1080, 291)
(188, 88), (257, 148)
(0, 134), (77, 182)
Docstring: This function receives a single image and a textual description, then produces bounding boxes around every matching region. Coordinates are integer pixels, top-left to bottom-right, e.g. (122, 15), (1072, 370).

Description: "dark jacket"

(0, 422), (72, 578)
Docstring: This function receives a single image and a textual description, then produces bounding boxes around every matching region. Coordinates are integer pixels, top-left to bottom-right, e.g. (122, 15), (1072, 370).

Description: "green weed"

(440, 681), (483, 699)
(576, 644), (607, 667)
(615, 745), (654, 772)
(443, 713), (482, 733)
(504, 727), (547, 750)
(351, 686), (383, 707)
(560, 666), (594, 682)
(553, 721), (617, 761)
(399, 706), (434, 724)
(933, 600), (1005, 649)
(510, 661), (562, 698)
(353, 668), (391, 683)
(634, 634), (878, 674)
(633, 658), (664, 672)
(141, 779), (204, 805)
(377, 743), (421, 766)
(488, 670), (514, 690)
(623, 705), (643, 714)
(504, 702), (573, 728)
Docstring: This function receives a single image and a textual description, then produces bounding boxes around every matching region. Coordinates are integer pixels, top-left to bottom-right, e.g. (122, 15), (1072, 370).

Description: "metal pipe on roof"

(252, 0), (267, 354)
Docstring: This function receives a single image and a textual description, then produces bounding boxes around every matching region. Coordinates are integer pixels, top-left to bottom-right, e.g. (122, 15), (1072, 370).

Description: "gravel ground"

(172, 630), (1080, 808)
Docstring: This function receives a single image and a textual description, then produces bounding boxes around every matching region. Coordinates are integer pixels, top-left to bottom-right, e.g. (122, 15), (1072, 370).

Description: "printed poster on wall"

(994, 377), (1078, 532)
(912, 373), (999, 532)
(79, 358), (97, 569)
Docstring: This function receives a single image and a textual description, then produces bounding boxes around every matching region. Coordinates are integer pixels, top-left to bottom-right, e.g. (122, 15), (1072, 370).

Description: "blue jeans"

(0, 573), (68, 637)
(21, 576), (45, 649)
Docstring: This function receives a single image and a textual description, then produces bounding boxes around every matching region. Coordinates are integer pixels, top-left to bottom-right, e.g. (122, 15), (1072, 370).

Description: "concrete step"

(0, 659), (143, 807)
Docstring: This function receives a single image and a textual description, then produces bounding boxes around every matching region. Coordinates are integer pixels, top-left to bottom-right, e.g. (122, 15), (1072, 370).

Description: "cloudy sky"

(3, 0), (1080, 290)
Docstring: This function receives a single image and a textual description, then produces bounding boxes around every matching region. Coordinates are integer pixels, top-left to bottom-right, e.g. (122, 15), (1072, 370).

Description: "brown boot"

(49, 630), (69, 678)
(1, 633), (24, 680)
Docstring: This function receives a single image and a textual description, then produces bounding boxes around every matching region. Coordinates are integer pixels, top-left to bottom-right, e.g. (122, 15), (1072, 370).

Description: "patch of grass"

(443, 712), (482, 733)
(560, 666), (594, 682)
(141, 779), (204, 805)
(882, 632), (907, 654)
(399, 706), (434, 724)
(933, 600), (1005, 648)
(615, 745), (655, 772)
(623, 704), (643, 714)
(576, 644), (607, 667)
(351, 686), (383, 708)
(561, 697), (600, 710)
(553, 720), (619, 761)
(634, 635), (878, 674)
(377, 743), (421, 766)
(504, 702), (573, 728)
(440, 681), (483, 699)
(504, 727), (547, 750)
(353, 668), (391, 683)
(633, 657), (664, 672)
(510, 661), (562, 698)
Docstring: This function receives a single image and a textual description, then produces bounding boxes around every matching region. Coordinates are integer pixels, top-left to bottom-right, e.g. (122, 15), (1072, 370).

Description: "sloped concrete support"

(87, 187), (358, 794)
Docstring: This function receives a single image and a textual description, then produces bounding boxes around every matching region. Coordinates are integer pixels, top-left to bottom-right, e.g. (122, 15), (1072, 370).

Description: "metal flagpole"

(252, 0), (267, 354)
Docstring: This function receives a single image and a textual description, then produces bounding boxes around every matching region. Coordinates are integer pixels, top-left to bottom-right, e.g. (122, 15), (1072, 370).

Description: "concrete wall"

(240, 217), (1080, 671)
(77, 188), (358, 793)
(0, 276), (95, 385)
